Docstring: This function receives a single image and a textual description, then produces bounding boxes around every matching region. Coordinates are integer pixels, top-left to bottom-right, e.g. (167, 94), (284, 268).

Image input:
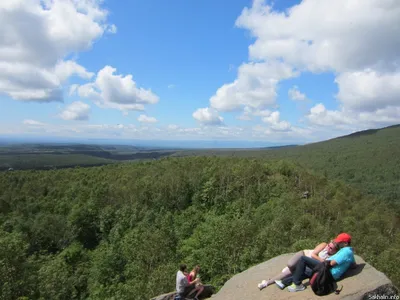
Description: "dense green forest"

(176, 125), (400, 207)
(1, 157), (399, 300)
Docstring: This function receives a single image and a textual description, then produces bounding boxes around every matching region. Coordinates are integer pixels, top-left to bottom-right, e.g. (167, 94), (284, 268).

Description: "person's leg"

(194, 285), (204, 298)
(292, 256), (320, 286)
(264, 268), (292, 286)
(186, 286), (197, 297)
(259, 252), (304, 289)
(184, 286), (197, 298)
(287, 250), (305, 272)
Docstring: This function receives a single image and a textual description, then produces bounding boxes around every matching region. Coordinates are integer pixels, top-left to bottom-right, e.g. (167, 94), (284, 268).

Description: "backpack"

(310, 261), (336, 296)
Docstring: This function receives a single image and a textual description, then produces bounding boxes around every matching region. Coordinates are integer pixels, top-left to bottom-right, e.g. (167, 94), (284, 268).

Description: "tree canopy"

(0, 157), (399, 299)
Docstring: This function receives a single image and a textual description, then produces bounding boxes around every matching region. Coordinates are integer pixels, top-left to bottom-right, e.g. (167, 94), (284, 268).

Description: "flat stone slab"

(210, 254), (398, 299)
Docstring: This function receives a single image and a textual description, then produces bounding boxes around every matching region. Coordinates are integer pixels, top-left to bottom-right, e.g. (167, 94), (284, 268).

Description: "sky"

(1, 0), (400, 147)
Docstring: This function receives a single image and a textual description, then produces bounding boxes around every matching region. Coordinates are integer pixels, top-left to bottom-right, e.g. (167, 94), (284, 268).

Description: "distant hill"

(175, 124), (400, 206)
(0, 143), (174, 170)
(337, 124), (400, 139)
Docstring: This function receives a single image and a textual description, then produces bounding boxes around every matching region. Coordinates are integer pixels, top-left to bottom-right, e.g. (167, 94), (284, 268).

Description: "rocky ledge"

(211, 254), (398, 299)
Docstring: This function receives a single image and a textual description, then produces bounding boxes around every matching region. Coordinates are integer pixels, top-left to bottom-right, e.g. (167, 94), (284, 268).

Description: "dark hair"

(179, 264), (187, 272)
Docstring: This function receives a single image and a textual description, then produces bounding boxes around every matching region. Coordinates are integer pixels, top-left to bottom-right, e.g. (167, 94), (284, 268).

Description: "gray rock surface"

(211, 254), (398, 300)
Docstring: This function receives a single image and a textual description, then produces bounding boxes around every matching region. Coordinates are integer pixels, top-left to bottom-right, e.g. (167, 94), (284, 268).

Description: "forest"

(1, 156), (399, 300)
(175, 124), (400, 207)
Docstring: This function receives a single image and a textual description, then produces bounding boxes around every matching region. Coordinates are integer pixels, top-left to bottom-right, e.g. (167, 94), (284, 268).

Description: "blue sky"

(1, 0), (399, 147)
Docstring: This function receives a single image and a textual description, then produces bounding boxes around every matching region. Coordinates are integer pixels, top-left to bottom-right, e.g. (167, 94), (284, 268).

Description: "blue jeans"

(292, 256), (320, 285)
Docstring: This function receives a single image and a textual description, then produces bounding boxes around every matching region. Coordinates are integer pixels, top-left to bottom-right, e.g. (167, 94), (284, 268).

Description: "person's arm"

(189, 278), (199, 286)
(329, 248), (352, 267)
(187, 273), (199, 285)
(311, 242), (328, 262)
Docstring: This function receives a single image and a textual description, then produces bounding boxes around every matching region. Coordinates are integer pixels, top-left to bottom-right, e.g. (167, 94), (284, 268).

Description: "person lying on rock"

(286, 232), (355, 292)
(257, 237), (340, 290)
(176, 263), (204, 300)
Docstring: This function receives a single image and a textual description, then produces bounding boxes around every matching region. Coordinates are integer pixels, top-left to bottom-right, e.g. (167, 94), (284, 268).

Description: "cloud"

(229, 0), (400, 132)
(209, 61), (296, 112)
(76, 66), (159, 111)
(237, 114), (252, 121)
(23, 119), (46, 126)
(307, 104), (352, 127)
(60, 101), (91, 121)
(252, 123), (312, 141)
(288, 85), (306, 101)
(237, 106), (254, 121)
(261, 111), (291, 132)
(167, 84), (175, 89)
(69, 84), (79, 96)
(336, 70), (400, 112)
(138, 114), (157, 123)
(236, 0), (400, 73)
(54, 61), (94, 82)
(0, 0), (116, 102)
(168, 124), (179, 130)
(4, 120), (319, 144)
(107, 24), (117, 34)
(193, 107), (224, 125)
(237, 107), (273, 121)
(307, 103), (400, 130)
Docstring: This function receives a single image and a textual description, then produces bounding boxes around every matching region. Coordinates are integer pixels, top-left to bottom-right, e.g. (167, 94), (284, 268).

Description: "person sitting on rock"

(287, 233), (355, 292)
(176, 263), (203, 300)
(258, 237), (340, 290)
(187, 265), (204, 289)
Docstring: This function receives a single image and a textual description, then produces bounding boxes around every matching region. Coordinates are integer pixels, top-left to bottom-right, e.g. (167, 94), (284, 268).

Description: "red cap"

(334, 233), (352, 244)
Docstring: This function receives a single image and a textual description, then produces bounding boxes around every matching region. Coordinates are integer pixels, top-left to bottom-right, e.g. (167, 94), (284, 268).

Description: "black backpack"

(310, 261), (336, 296)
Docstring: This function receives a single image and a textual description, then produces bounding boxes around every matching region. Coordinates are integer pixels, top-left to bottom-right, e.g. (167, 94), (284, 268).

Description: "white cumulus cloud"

(54, 61), (94, 82)
(76, 66), (159, 111)
(336, 70), (400, 112)
(209, 61), (296, 112)
(0, 0), (116, 102)
(228, 0), (400, 131)
(307, 103), (400, 129)
(262, 111), (291, 132)
(60, 101), (91, 121)
(193, 107), (224, 125)
(236, 0), (400, 73)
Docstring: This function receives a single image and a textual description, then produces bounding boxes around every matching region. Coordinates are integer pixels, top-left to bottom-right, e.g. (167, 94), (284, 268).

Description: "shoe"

(258, 279), (268, 290)
(287, 283), (306, 292)
(274, 280), (285, 290)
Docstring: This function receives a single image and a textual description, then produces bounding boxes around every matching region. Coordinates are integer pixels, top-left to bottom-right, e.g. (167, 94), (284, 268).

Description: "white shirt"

(176, 270), (188, 294)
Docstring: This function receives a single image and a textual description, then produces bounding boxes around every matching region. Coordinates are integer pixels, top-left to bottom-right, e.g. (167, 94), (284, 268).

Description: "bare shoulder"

(313, 242), (328, 252)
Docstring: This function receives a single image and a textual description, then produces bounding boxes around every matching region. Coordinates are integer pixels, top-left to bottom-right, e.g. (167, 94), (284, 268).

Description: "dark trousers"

(292, 256), (320, 285)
